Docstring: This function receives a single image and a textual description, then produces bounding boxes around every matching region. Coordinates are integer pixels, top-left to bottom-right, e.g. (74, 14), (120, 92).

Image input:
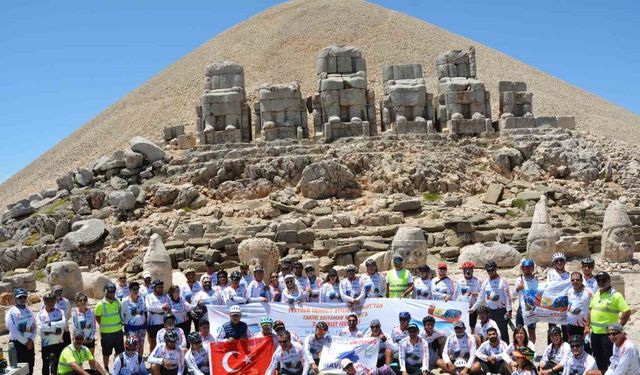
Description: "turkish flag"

(210, 337), (274, 375)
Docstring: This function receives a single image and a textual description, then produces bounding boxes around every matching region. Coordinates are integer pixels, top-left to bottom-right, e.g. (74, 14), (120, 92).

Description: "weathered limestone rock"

(1, 200), (35, 223)
(124, 149), (145, 170)
(297, 160), (360, 199)
(196, 61), (252, 144)
(152, 184), (179, 207)
(0, 246), (37, 272)
(436, 47), (492, 135)
(163, 125), (185, 141)
(129, 136), (164, 162)
(601, 200), (636, 262)
(237, 238), (280, 276)
(81, 271), (111, 299)
(46, 261), (83, 300)
(74, 168), (94, 187)
(458, 242), (522, 268)
(143, 234), (173, 287)
(61, 219), (106, 251)
(108, 190), (136, 210)
(308, 45), (376, 141)
(358, 251), (392, 273)
(390, 226), (428, 269)
(254, 82), (308, 140)
(56, 172), (75, 191)
(483, 183), (504, 205)
(381, 63), (434, 134)
(526, 195), (558, 266)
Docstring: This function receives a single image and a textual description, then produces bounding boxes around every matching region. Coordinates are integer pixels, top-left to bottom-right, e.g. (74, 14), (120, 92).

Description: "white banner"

(318, 336), (379, 374)
(207, 299), (469, 338)
(522, 279), (571, 326)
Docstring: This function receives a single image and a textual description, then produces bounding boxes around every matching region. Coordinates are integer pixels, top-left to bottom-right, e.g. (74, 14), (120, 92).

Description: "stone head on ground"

(601, 200), (636, 263)
(45, 261), (83, 300)
(390, 226), (428, 269)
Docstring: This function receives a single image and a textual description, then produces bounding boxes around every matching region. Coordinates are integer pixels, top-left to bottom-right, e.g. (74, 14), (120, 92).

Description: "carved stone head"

(527, 195), (558, 266)
(390, 226), (428, 269)
(601, 200), (636, 263)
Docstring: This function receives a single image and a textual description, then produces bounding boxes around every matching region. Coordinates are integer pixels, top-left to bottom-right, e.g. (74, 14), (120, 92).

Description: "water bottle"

(7, 342), (17, 368)
(505, 314), (516, 331)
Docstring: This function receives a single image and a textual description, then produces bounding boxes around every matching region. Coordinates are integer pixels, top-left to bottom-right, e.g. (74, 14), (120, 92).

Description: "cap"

(392, 255), (404, 264)
(142, 271), (152, 279)
(184, 268), (196, 275)
(437, 262), (448, 269)
(72, 330), (85, 339)
(608, 323), (624, 333)
(304, 264), (315, 271)
(53, 285), (64, 292)
(595, 271), (610, 280)
(229, 305), (242, 316)
(341, 359), (353, 370)
(370, 319), (381, 327)
(407, 323), (419, 331)
(316, 321), (328, 330)
(453, 321), (466, 329)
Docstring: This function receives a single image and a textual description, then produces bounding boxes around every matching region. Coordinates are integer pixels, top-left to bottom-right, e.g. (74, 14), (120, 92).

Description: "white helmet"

(551, 252), (566, 262)
(229, 305), (242, 316)
(454, 358), (467, 368)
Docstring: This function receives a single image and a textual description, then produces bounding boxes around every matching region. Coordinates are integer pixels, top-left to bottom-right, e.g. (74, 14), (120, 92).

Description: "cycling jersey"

(431, 277), (456, 301)
(121, 296), (146, 331)
(223, 285), (248, 305)
(246, 280), (271, 302)
(391, 326), (409, 344)
(361, 272), (386, 298)
(413, 277), (433, 300)
(443, 333), (476, 369)
(475, 276), (512, 311)
(606, 338), (640, 375)
(71, 309), (96, 341)
(547, 269), (570, 282)
(147, 343), (184, 374)
(156, 327), (186, 350)
(567, 287), (592, 327)
(339, 277), (365, 303)
(303, 334), (332, 363)
(398, 337), (429, 372)
(339, 327), (363, 337)
(474, 319), (499, 340)
(474, 340), (510, 363)
(168, 296), (192, 324)
(37, 308), (66, 347)
(145, 293), (171, 326)
(266, 342), (309, 375)
(185, 347), (209, 375)
(113, 352), (147, 375)
(6, 305), (37, 344)
(116, 285), (130, 301)
(319, 283), (342, 303)
(282, 287), (305, 304)
(455, 276), (481, 308)
(561, 352), (597, 375)
(540, 342), (571, 366)
(179, 282), (202, 304)
(306, 276), (322, 302)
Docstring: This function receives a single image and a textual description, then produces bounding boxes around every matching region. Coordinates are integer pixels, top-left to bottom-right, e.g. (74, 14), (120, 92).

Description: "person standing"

(361, 259), (386, 299)
(547, 253), (570, 342)
(588, 272), (631, 371)
(305, 265), (322, 302)
(115, 274), (130, 302)
(202, 258), (218, 286)
(139, 271), (153, 298)
(385, 256), (413, 299)
(319, 269), (342, 303)
(38, 292), (67, 375)
(567, 272), (592, 340)
(71, 292), (96, 356)
(455, 262), (481, 331)
(94, 282), (124, 373)
(514, 258), (538, 343)
(605, 323), (640, 375)
(121, 281), (146, 356)
(431, 263), (456, 301)
(179, 269), (202, 305)
(340, 264), (365, 306)
(5, 288), (36, 375)
(168, 285), (193, 338)
(475, 261), (512, 344)
(413, 265), (433, 300)
(223, 271), (248, 305)
(239, 263), (253, 287)
(52, 285), (72, 346)
(581, 258), (598, 294)
(246, 265), (271, 303)
(268, 272), (282, 302)
(145, 279), (171, 353)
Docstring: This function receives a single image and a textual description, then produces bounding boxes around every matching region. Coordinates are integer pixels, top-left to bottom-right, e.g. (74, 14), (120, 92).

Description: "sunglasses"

(582, 264), (594, 268)
(329, 274), (337, 277)
(438, 267), (447, 270)
(77, 298), (88, 302)
(554, 259), (566, 263)
(131, 288), (140, 291)
(271, 276), (278, 278)
(571, 279), (581, 282)
(285, 280), (293, 284)
(278, 340), (288, 344)
(370, 325), (380, 329)
(348, 319), (357, 323)
(607, 332), (622, 336)
(218, 276), (227, 279)
(570, 344), (582, 348)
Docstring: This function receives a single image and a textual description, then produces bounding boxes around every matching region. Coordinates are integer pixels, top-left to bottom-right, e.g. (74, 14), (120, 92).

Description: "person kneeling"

(57, 331), (107, 375)
(147, 331), (185, 375)
(470, 327), (510, 375)
(113, 336), (147, 375)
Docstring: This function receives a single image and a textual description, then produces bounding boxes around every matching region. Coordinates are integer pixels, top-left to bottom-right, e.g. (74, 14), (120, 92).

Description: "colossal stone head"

(527, 195), (558, 266)
(390, 226), (428, 269)
(601, 200), (636, 263)
(143, 234), (173, 287)
(237, 238), (280, 276)
(46, 261), (84, 300)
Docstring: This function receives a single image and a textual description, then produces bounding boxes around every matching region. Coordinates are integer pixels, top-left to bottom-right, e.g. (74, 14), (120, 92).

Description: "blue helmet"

(399, 311), (411, 320)
(13, 288), (27, 299)
(521, 258), (535, 268)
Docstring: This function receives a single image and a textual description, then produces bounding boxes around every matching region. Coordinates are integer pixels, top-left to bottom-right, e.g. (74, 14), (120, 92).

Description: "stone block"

(535, 116), (558, 128)
(556, 116), (576, 129)
(177, 134), (196, 149)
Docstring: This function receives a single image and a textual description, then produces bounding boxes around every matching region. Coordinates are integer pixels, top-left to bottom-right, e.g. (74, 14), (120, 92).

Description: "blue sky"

(0, 0), (638, 183)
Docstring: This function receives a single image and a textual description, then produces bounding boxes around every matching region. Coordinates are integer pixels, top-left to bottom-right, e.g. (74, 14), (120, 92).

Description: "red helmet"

(460, 261), (475, 269)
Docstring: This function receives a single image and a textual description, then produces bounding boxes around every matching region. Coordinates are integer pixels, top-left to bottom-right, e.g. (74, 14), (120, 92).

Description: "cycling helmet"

(548, 326), (562, 336)
(422, 316), (436, 324)
(229, 305), (242, 316)
(260, 316), (274, 327)
(454, 358), (467, 368)
(125, 336), (138, 350)
(568, 335), (583, 344)
(164, 313), (177, 323)
(316, 321), (329, 330)
(230, 271), (242, 281)
(521, 258), (535, 268)
(581, 257), (595, 266)
(398, 312), (411, 320)
(273, 320), (285, 331)
(551, 253), (566, 262)
(164, 330), (178, 342)
(484, 260), (497, 271)
(365, 259), (377, 267)
(187, 332), (202, 343)
(151, 279), (164, 288)
(345, 264), (357, 272)
(13, 288), (28, 298)
(460, 261), (475, 269)
(418, 265), (431, 272)
(104, 282), (116, 292)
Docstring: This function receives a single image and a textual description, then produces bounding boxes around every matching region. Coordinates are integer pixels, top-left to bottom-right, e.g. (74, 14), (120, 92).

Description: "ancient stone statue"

(390, 226), (428, 269)
(195, 61), (252, 144)
(381, 63), (434, 134)
(143, 233), (173, 287)
(46, 261), (84, 300)
(527, 195), (558, 266)
(307, 44), (376, 142)
(237, 238), (280, 276)
(254, 82), (308, 141)
(601, 200), (636, 263)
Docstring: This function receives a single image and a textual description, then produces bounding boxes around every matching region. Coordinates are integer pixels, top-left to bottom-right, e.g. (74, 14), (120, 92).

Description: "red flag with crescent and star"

(209, 337), (274, 375)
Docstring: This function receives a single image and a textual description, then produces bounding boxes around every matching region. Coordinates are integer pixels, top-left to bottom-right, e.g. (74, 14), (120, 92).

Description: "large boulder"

(358, 251), (392, 273)
(82, 271), (112, 299)
(601, 200), (636, 263)
(458, 242), (522, 268)
(0, 246), (37, 272)
(129, 136), (164, 162)
(45, 261), (84, 300)
(61, 219), (107, 252)
(237, 238), (280, 276)
(143, 234), (173, 287)
(390, 226), (428, 269)
(151, 184), (179, 207)
(526, 195), (558, 266)
(296, 160), (360, 199)
(108, 190), (136, 210)
(2, 200), (35, 223)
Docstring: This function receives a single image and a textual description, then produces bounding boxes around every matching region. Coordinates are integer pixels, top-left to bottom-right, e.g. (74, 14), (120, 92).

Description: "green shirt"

(94, 298), (122, 333)
(58, 345), (94, 375)
(589, 288), (629, 334)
